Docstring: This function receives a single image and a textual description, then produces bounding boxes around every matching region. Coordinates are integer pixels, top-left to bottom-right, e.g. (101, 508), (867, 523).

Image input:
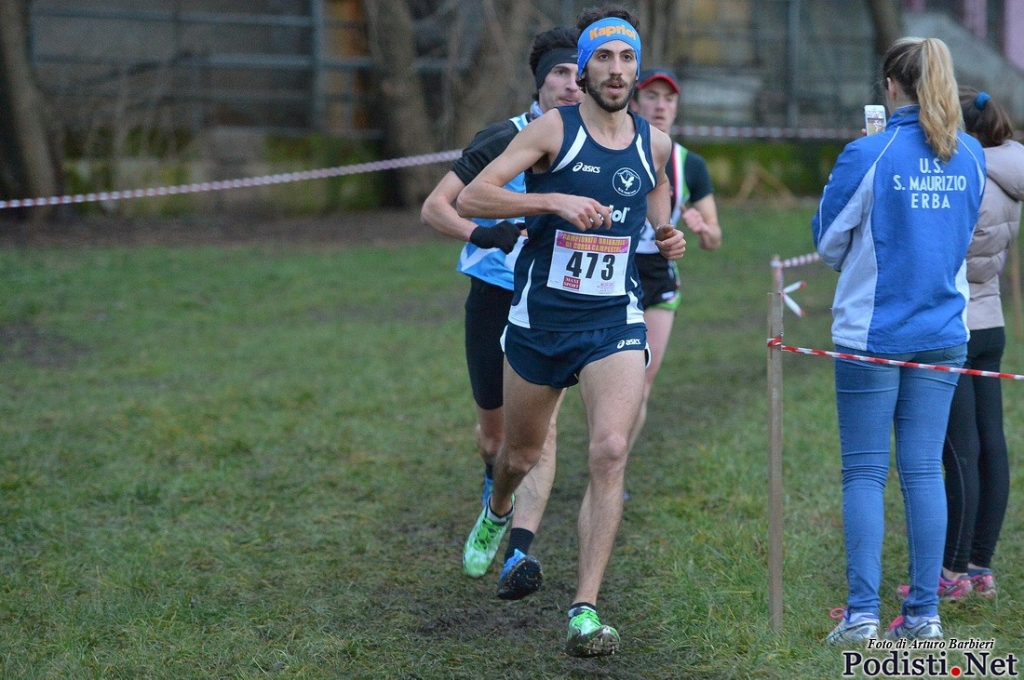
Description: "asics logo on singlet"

(617, 338), (642, 349)
(613, 168), (642, 196)
(573, 162), (601, 174)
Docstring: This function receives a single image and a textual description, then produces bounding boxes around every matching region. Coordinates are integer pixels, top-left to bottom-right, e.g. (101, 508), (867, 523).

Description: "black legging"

(942, 326), (1011, 572)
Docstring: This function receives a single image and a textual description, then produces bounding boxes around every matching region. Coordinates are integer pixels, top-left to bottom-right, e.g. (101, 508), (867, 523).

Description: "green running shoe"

(463, 498), (511, 578)
(565, 608), (620, 657)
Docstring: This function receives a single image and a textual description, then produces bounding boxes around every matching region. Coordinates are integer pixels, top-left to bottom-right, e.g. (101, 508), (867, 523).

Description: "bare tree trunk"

(637, 0), (679, 68)
(865, 0), (903, 57)
(0, 0), (62, 219)
(451, 1), (534, 146)
(360, 0), (541, 206)
(359, 0), (440, 207)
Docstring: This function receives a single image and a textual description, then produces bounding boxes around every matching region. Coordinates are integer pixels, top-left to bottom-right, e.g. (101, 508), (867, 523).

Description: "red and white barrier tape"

(772, 252), (821, 269)
(767, 336), (1024, 381)
(0, 149), (462, 211)
(674, 125), (859, 141)
(0, 124), (863, 211)
(771, 253), (823, 316)
(781, 281), (806, 317)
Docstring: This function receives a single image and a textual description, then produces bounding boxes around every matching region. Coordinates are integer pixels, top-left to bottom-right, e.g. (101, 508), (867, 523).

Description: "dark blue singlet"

(509, 105), (657, 331)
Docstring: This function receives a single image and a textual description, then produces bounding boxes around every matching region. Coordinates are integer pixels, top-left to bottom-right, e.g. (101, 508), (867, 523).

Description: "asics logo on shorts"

(573, 162), (601, 174)
(616, 338), (643, 349)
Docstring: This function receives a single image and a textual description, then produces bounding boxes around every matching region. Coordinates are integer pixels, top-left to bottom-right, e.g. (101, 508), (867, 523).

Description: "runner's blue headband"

(577, 18), (642, 77)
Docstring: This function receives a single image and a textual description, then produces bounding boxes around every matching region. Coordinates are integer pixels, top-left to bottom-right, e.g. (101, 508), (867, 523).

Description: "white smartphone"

(864, 105), (886, 135)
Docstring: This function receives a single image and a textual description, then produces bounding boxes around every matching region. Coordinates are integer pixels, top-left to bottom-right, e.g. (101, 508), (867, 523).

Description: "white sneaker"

(825, 608), (879, 646)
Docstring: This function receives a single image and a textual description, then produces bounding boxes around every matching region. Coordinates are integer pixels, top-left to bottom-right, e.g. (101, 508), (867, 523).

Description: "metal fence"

(29, 0), (871, 139)
(27, 1), (1013, 142)
(28, 1), (377, 139)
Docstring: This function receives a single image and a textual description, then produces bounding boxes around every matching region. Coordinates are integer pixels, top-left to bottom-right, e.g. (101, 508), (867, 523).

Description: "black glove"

(469, 221), (522, 254)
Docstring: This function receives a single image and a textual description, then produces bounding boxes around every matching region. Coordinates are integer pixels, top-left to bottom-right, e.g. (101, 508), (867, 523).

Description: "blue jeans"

(834, 343), (966, 619)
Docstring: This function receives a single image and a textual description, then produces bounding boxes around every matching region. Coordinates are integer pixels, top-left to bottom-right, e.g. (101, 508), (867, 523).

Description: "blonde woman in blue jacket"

(813, 37), (985, 644)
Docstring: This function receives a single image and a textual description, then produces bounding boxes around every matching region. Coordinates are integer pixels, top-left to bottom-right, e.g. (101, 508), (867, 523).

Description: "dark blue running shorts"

(501, 323), (649, 389)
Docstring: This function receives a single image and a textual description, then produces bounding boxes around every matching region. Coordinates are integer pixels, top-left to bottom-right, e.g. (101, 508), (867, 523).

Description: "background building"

(28, 0), (1024, 138)
(17, 0), (1024, 210)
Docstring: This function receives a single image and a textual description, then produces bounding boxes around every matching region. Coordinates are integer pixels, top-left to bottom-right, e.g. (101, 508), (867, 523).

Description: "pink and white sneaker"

(896, 574), (972, 602)
(968, 569), (997, 599)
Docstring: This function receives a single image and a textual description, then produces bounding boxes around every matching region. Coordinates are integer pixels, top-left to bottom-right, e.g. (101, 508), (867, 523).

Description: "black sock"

(568, 602), (597, 618)
(485, 464), (494, 480)
(504, 528), (535, 561)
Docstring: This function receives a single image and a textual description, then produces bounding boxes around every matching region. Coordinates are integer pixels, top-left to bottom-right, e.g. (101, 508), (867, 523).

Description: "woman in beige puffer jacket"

(940, 88), (1023, 600)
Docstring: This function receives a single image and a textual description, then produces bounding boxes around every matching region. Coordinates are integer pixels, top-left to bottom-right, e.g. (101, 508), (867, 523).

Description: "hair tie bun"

(975, 92), (991, 110)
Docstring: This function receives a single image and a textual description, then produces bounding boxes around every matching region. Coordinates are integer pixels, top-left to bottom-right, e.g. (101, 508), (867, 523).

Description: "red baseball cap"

(637, 68), (680, 93)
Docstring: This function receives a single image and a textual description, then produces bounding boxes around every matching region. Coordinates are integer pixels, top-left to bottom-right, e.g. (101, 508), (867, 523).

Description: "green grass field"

(2, 206), (1022, 678)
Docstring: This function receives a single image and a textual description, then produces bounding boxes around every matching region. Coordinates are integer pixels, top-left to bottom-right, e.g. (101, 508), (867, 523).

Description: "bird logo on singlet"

(613, 168), (641, 197)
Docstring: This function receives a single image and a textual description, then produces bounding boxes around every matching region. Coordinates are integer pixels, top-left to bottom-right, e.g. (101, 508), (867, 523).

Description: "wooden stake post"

(767, 291), (785, 632)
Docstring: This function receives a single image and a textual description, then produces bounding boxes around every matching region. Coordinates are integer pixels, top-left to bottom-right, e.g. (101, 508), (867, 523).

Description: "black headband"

(534, 48), (577, 91)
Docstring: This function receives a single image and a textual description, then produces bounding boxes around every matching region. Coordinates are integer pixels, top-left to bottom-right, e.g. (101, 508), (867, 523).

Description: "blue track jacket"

(812, 106), (986, 353)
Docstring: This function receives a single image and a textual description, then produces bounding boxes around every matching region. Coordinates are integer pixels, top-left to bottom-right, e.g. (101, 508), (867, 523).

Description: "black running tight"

(942, 326), (1011, 572)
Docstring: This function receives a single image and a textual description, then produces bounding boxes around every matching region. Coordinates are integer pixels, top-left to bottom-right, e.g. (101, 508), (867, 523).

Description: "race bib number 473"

(546, 230), (631, 296)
